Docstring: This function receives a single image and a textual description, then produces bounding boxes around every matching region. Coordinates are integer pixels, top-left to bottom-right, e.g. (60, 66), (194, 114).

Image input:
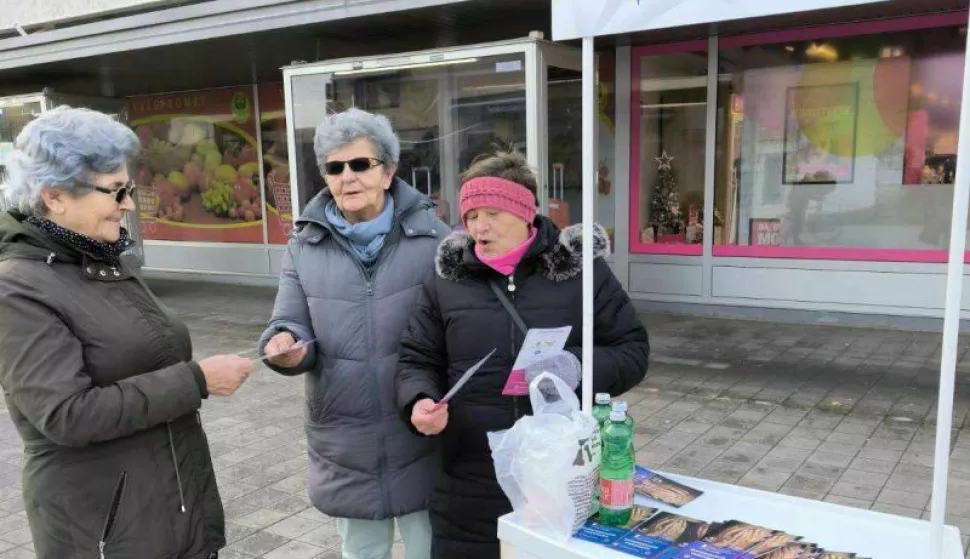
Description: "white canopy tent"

(566, 1), (970, 558)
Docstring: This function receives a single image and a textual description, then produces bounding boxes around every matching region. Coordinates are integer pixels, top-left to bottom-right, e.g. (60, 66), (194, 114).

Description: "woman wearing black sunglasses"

(0, 105), (253, 558)
(259, 107), (449, 559)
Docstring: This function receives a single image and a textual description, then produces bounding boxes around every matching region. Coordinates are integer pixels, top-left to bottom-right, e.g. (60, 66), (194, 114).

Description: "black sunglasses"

(323, 157), (383, 176)
(78, 180), (137, 203)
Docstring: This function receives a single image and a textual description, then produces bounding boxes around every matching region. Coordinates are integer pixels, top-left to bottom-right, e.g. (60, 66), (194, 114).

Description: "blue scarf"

(324, 194), (395, 264)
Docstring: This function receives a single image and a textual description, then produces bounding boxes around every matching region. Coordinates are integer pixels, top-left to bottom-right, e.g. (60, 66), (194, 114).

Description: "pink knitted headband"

(459, 176), (537, 225)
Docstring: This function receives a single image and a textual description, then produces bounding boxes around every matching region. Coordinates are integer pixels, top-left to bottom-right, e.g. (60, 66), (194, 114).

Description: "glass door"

(0, 95), (45, 207)
(541, 43), (584, 227)
(284, 72), (334, 217)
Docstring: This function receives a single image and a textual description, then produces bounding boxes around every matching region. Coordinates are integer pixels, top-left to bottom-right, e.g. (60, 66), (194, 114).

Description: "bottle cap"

(595, 393), (611, 404)
(612, 401), (628, 412)
(609, 410), (626, 422)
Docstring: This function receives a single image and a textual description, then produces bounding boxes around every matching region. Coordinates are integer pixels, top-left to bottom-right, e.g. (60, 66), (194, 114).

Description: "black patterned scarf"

(25, 216), (133, 265)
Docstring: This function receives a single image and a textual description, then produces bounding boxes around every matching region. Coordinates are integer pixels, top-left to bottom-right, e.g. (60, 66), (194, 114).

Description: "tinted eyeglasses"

(79, 180), (137, 203)
(323, 157), (383, 176)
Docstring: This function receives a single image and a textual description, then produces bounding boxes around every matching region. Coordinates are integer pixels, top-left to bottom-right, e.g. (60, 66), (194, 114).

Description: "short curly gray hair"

(313, 108), (400, 170)
(0, 105), (139, 216)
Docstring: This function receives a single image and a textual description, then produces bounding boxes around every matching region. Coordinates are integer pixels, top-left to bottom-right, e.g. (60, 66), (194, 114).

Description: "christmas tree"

(650, 151), (684, 236)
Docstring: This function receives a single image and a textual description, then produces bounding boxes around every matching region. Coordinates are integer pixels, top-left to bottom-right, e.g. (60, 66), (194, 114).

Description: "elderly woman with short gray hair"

(0, 106), (254, 558)
(259, 107), (448, 559)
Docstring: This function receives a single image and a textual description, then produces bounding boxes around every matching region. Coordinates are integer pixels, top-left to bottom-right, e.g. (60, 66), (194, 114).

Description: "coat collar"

(293, 177), (441, 243)
(0, 211), (135, 281)
(434, 216), (610, 283)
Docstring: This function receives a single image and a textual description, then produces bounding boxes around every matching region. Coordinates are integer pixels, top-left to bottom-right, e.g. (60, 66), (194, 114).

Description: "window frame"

(627, 11), (970, 261)
(629, 39), (709, 255)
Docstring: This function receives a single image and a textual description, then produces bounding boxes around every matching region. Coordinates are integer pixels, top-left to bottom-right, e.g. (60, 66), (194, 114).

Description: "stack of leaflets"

(634, 466), (703, 508)
(575, 466), (867, 558)
(575, 508), (714, 557)
(575, 510), (869, 558)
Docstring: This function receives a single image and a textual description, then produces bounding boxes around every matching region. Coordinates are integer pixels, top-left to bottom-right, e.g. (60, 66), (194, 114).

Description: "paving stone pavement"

(0, 278), (969, 557)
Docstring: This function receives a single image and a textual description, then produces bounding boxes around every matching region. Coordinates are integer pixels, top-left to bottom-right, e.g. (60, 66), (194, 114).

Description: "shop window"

(128, 87), (265, 244)
(714, 15), (969, 261)
(631, 43), (709, 255)
(547, 65), (583, 229)
(257, 82), (291, 244)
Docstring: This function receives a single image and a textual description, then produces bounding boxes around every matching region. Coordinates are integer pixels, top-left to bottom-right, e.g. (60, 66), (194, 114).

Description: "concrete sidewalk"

(155, 279), (970, 557)
(0, 278), (965, 558)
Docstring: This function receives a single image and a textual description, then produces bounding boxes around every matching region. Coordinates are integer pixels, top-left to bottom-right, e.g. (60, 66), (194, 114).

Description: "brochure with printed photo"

(744, 532), (803, 557)
(574, 505), (658, 546)
(793, 546), (822, 559)
(659, 520), (782, 559)
(608, 512), (717, 558)
(634, 466), (703, 507)
(749, 542), (816, 559)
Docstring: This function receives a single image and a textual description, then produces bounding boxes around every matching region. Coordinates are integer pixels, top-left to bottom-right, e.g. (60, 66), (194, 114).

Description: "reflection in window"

(548, 67), (583, 227)
(597, 51), (618, 244)
(715, 24), (968, 251)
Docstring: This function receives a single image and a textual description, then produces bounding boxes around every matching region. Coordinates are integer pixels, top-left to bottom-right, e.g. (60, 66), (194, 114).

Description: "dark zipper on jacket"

(167, 422), (187, 513)
(99, 267), (191, 521)
(332, 228), (400, 518)
(507, 274), (521, 420)
(99, 471), (128, 558)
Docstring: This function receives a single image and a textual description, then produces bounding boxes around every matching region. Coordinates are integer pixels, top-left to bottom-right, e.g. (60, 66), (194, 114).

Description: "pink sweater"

(475, 229), (538, 276)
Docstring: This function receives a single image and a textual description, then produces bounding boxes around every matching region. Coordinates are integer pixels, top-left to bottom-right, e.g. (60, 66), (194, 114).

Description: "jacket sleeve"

(258, 239), (317, 376)
(396, 275), (447, 426)
(0, 291), (203, 448)
(567, 257), (650, 397)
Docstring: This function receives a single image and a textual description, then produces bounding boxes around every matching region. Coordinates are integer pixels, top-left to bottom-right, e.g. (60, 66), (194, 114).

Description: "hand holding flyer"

(251, 338), (316, 364)
(502, 326), (573, 396)
(431, 349), (497, 411)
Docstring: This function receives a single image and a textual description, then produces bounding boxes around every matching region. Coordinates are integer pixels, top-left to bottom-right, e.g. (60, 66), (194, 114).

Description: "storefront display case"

(280, 36), (583, 229)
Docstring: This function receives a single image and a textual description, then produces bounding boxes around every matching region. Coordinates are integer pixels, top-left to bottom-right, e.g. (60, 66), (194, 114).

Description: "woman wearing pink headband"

(396, 152), (650, 559)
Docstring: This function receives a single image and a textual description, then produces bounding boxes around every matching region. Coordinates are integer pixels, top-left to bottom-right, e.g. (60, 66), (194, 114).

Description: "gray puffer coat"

(259, 178), (448, 520)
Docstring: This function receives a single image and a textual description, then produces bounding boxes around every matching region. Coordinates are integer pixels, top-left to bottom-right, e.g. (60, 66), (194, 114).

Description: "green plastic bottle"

(598, 409), (635, 526)
(590, 393), (611, 513)
(592, 393), (612, 426)
(611, 401), (636, 432)
(612, 401), (636, 456)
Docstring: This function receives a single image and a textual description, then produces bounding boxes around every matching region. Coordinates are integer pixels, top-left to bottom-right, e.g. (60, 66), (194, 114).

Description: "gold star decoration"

(655, 150), (674, 171)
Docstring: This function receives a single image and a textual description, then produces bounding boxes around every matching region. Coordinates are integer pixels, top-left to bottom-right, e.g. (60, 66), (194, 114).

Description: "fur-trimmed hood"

(435, 220), (610, 283)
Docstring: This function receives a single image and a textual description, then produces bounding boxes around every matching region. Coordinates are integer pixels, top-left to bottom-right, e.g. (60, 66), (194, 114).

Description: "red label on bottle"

(600, 478), (633, 510)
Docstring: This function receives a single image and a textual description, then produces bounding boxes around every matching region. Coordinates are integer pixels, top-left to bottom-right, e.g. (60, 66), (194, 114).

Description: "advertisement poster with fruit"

(128, 87), (265, 243)
(258, 82), (292, 244)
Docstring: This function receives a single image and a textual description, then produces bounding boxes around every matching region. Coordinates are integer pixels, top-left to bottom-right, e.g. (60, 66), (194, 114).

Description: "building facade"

(1, 0), (969, 320)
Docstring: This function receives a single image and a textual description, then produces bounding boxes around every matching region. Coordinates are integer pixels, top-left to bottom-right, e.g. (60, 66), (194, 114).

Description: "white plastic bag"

(488, 372), (599, 540)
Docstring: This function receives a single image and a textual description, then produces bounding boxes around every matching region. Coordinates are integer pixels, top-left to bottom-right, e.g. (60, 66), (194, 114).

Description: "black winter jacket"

(0, 212), (224, 559)
(395, 216), (650, 559)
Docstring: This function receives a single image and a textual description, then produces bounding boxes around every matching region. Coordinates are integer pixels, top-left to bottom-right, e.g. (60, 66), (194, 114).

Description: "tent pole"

(930, 4), (970, 556)
(581, 35), (596, 413)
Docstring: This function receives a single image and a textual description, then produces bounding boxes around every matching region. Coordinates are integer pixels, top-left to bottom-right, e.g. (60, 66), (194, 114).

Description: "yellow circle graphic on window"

(793, 57), (910, 159)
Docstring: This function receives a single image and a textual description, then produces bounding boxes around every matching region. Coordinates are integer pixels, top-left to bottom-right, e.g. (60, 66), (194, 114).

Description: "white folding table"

(499, 471), (964, 559)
